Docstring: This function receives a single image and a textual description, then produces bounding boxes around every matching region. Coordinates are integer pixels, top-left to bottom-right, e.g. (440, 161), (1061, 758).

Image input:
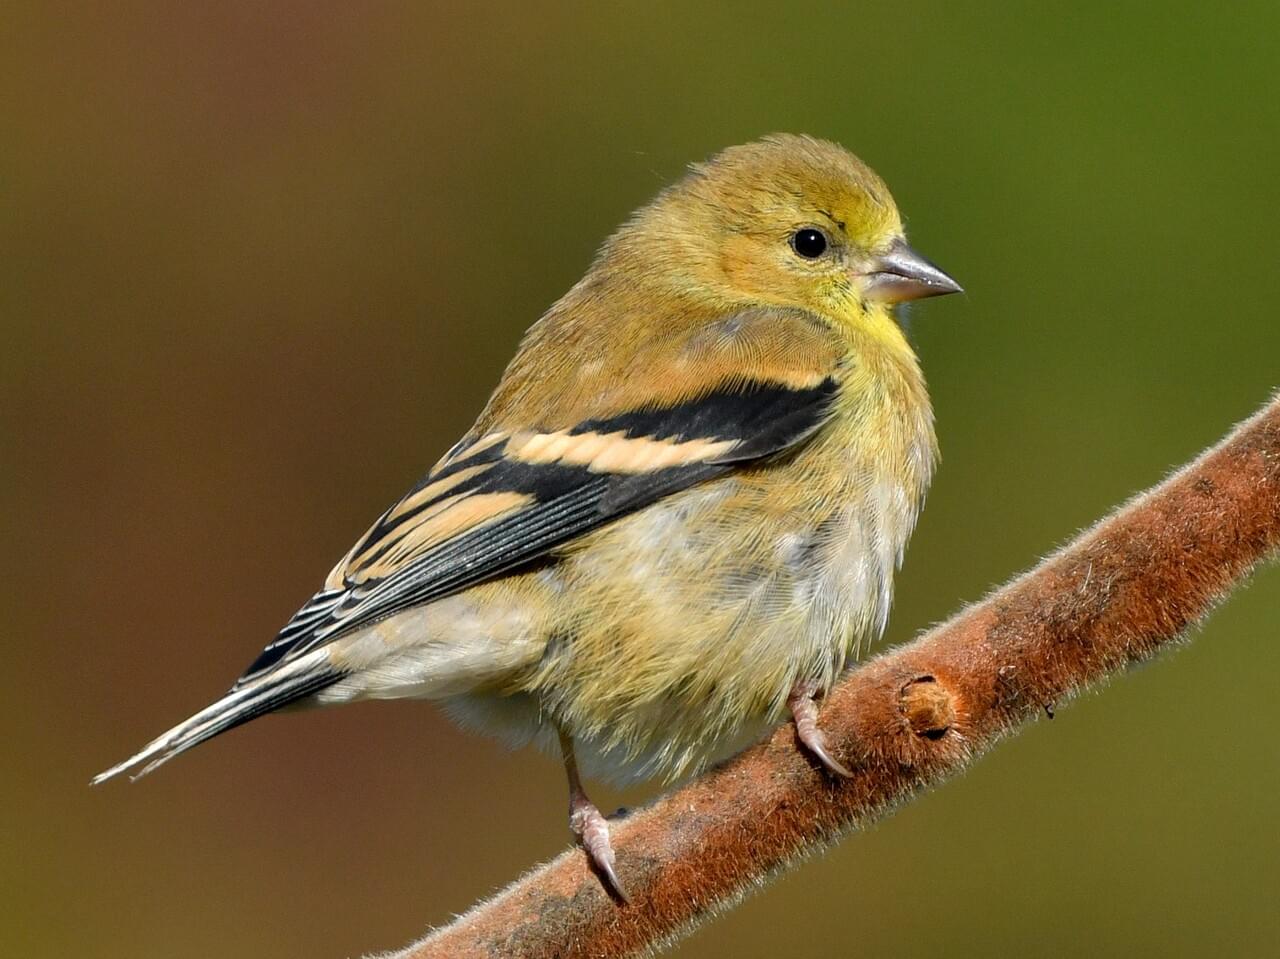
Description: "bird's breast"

(507, 368), (934, 784)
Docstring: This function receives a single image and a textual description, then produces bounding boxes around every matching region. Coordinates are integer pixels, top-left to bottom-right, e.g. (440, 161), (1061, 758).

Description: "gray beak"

(861, 237), (962, 303)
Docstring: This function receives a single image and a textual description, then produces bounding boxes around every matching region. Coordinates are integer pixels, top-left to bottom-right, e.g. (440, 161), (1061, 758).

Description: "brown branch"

(387, 393), (1280, 959)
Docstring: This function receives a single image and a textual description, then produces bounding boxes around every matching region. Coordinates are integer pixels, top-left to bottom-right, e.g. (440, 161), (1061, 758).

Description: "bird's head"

(613, 134), (961, 327)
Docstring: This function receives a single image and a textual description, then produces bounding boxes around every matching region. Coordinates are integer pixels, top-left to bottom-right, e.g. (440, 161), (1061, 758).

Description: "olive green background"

(5, 3), (1278, 957)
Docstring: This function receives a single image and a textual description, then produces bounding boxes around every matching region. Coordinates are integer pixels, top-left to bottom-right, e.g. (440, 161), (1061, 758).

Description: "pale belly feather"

(521, 435), (924, 784)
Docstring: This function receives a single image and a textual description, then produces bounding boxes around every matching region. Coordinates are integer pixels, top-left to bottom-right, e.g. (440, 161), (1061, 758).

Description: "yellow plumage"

(95, 134), (959, 897)
(442, 311), (935, 783)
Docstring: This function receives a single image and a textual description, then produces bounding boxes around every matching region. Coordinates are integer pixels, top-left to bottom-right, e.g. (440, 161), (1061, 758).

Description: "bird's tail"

(91, 658), (342, 785)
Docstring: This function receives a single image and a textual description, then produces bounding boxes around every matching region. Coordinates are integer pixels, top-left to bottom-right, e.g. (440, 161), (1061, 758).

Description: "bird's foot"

(569, 793), (629, 902)
(788, 681), (852, 778)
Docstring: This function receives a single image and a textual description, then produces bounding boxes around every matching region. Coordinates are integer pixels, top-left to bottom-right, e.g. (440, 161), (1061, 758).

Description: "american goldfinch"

(95, 134), (960, 898)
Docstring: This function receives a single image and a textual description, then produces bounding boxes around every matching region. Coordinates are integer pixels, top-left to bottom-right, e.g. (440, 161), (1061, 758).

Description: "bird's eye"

(790, 228), (828, 259)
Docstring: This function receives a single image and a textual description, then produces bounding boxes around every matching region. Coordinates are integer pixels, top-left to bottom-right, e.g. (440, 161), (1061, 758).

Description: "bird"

(93, 133), (960, 899)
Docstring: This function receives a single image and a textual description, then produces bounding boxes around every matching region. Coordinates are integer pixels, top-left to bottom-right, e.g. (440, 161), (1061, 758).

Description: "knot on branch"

(899, 675), (955, 740)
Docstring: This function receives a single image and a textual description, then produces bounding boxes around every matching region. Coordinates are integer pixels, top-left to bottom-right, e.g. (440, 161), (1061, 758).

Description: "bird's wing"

(237, 308), (843, 682)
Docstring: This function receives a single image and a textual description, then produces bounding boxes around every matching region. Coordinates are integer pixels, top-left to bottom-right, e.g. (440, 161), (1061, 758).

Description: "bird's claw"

(797, 724), (853, 778)
(789, 682), (853, 778)
(570, 799), (630, 902)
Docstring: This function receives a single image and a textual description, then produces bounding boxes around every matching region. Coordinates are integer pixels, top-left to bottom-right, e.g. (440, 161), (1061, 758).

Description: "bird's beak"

(859, 237), (962, 303)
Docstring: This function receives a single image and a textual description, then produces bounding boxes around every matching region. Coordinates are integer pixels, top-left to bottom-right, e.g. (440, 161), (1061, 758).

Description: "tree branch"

(386, 393), (1280, 959)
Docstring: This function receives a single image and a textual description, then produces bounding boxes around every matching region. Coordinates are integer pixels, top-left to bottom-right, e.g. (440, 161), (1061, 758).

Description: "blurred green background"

(5, 2), (1278, 957)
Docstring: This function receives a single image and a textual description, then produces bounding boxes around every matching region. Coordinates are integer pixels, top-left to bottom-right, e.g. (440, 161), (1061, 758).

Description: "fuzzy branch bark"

(387, 393), (1280, 959)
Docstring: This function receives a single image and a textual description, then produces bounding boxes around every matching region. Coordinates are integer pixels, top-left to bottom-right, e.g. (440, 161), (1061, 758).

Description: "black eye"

(790, 228), (828, 259)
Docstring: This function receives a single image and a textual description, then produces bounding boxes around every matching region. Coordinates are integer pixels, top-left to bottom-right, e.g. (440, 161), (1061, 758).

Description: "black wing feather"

(239, 375), (838, 680)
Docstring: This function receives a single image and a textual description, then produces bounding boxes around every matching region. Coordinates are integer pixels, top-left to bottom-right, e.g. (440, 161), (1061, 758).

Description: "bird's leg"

(788, 680), (852, 777)
(558, 727), (629, 902)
